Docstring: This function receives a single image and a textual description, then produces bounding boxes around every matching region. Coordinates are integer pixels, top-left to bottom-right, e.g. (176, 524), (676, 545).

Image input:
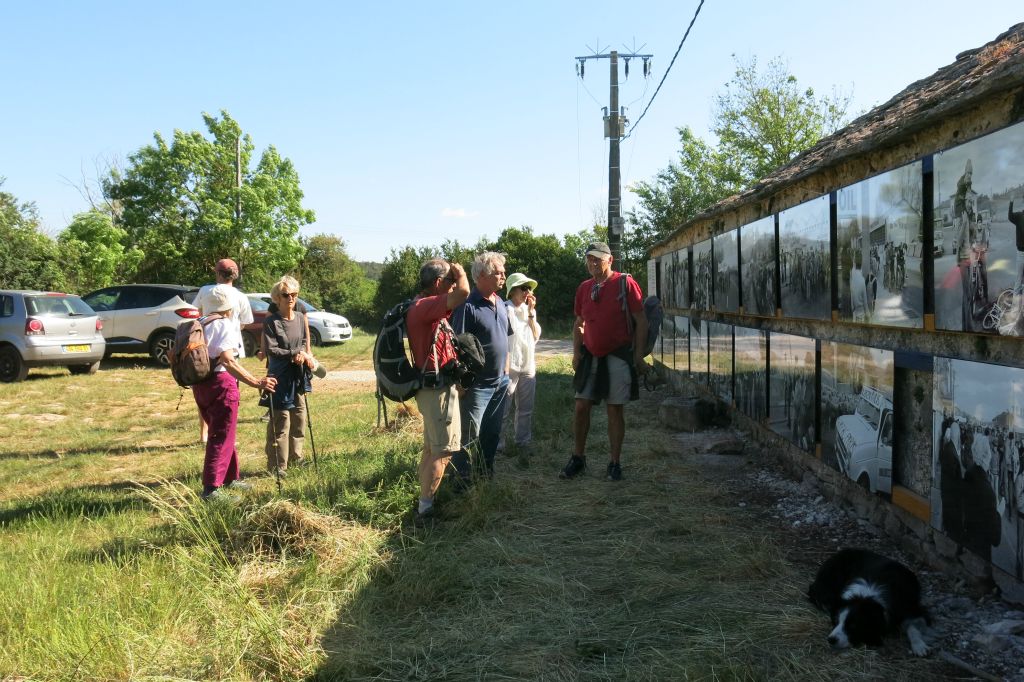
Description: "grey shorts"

(575, 353), (632, 405)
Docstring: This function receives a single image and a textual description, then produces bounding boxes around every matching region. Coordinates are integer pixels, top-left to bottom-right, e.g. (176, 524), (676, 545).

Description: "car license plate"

(64, 344), (91, 353)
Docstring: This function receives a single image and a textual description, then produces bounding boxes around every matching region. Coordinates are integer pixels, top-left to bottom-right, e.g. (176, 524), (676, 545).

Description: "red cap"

(215, 258), (239, 277)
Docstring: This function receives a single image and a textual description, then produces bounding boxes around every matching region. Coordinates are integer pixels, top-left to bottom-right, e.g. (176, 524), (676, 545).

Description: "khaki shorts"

(576, 353), (632, 405)
(415, 385), (461, 455)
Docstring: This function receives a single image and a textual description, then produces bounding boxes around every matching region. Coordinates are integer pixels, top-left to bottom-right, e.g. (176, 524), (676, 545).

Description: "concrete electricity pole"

(577, 45), (652, 268)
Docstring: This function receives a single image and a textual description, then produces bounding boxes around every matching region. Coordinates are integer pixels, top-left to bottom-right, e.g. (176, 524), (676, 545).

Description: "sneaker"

(606, 462), (623, 481)
(201, 488), (240, 504)
(559, 455), (586, 480)
(225, 479), (252, 491)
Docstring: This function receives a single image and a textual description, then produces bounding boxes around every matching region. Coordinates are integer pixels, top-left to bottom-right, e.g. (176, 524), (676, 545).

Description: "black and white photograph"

(934, 121), (1024, 336)
(692, 239), (713, 311)
(820, 342), (894, 495)
(932, 357), (1023, 578)
(779, 196), (831, 320)
(740, 216), (777, 316)
(734, 326), (767, 421)
(659, 315), (673, 369)
(713, 229), (739, 313)
(674, 248), (689, 309)
(836, 161), (924, 327)
(673, 315), (689, 376)
(708, 321), (733, 403)
(689, 317), (708, 384)
(768, 332), (816, 453)
(660, 253), (674, 309)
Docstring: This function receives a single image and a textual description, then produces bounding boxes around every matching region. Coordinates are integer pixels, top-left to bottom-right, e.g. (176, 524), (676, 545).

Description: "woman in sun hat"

(500, 272), (541, 456)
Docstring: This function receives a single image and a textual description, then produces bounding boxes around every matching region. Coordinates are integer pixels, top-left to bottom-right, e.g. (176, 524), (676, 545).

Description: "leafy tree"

(297, 234), (377, 327)
(104, 110), (314, 288)
(58, 210), (144, 293)
(0, 180), (65, 291)
(491, 226), (588, 321)
(626, 56), (850, 273)
(373, 245), (436, 320)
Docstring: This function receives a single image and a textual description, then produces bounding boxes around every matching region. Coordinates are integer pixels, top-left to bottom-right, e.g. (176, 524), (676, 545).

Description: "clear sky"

(1, 1), (1021, 263)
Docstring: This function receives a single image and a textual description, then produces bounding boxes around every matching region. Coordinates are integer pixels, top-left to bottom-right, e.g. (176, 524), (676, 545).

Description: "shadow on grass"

(0, 478), (186, 528)
(0, 442), (194, 461)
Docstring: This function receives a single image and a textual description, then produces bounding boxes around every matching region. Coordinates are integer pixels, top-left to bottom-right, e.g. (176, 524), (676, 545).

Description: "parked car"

(0, 290), (106, 382)
(82, 284), (200, 366)
(835, 386), (894, 494)
(246, 294), (352, 346)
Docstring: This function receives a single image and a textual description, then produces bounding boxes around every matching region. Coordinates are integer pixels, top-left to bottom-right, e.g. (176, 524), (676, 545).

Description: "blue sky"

(1, 1), (1021, 262)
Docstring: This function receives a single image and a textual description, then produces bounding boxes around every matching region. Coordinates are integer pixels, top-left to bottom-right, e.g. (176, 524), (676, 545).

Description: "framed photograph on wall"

(689, 317), (708, 384)
(673, 315), (689, 375)
(820, 342), (894, 495)
(734, 326), (768, 421)
(660, 253), (674, 309)
(740, 216), (777, 316)
(779, 196), (831, 320)
(660, 315), (673, 369)
(713, 229), (739, 313)
(769, 332), (816, 453)
(934, 121), (1024, 336)
(836, 161), (924, 327)
(932, 357), (1023, 579)
(708, 321), (733, 403)
(692, 239), (713, 311)
(674, 248), (690, 309)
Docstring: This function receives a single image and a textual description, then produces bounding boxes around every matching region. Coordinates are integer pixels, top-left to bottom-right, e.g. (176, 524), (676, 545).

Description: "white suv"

(247, 294), (352, 345)
(0, 290), (106, 382)
(82, 285), (200, 365)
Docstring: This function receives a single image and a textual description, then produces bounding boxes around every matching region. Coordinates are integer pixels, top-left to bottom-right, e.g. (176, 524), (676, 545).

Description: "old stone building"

(649, 23), (1024, 599)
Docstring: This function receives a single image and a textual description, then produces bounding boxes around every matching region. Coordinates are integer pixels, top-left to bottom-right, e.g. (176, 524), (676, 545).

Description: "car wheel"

(310, 328), (322, 347)
(857, 473), (872, 491)
(150, 331), (176, 366)
(242, 331), (257, 358)
(0, 346), (28, 382)
(68, 361), (100, 375)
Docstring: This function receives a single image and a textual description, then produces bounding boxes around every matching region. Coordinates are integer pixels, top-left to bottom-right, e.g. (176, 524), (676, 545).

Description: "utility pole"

(577, 44), (652, 268)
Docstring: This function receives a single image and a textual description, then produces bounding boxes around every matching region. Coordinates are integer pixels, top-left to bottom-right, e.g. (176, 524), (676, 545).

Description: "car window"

(0, 295), (11, 317)
(26, 295), (92, 317)
(298, 298), (319, 312)
(248, 297), (270, 312)
(83, 289), (119, 312)
(116, 287), (180, 310)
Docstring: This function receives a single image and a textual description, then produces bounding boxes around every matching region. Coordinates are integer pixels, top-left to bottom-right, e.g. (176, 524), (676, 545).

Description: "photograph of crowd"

(821, 342), (894, 495)
(779, 196), (831, 320)
(933, 357), (1023, 578)
(713, 229), (740, 313)
(660, 253), (675, 309)
(934, 121), (1024, 336)
(836, 161), (924, 328)
(673, 315), (689, 375)
(689, 317), (708, 383)
(674, 248), (689, 309)
(734, 326), (768, 421)
(740, 216), (777, 317)
(708, 322), (733, 403)
(692, 239), (713, 311)
(768, 332), (816, 453)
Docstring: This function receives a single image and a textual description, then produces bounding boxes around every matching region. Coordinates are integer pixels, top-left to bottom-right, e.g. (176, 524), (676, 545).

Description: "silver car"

(0, 290), (106, 382)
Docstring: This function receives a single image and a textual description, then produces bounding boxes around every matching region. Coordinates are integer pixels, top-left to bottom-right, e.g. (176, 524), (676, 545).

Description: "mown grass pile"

(1, 333), (952, 680)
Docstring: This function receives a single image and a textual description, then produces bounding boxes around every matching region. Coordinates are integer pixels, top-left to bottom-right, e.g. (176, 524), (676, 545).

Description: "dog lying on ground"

(808, 548), (931, 656)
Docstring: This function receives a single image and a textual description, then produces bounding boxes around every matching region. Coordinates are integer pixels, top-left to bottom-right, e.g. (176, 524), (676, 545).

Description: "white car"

(82, 284), (200, 365)
(247, 294), (352, 346)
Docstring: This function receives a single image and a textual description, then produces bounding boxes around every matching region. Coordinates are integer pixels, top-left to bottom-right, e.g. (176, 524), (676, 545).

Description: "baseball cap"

(215, 258), (239, 276)
(506, 272), (538, 293)
(585, 242), (612, 259)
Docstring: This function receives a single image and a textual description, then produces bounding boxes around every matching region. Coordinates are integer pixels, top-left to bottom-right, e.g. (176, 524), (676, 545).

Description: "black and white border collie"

(808, 548), (930, 656)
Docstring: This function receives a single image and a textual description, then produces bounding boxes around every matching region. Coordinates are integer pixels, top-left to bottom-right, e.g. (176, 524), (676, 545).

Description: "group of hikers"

(184, 243), (650, 520)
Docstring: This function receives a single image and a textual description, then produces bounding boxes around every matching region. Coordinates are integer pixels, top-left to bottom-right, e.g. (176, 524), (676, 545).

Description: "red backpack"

(169, 314), (223, 387)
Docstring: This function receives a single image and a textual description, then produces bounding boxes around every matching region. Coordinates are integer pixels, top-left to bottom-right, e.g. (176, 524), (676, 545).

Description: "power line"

(623, 0), (706, 141)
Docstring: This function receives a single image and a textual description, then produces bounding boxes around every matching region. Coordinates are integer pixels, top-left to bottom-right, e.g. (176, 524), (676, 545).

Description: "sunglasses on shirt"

(590, 282), (602, 302)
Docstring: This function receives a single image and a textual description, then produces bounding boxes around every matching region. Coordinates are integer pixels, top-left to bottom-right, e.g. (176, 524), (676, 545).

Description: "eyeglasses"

(590, 283), (602, 302)
(282, 292), (299, 299)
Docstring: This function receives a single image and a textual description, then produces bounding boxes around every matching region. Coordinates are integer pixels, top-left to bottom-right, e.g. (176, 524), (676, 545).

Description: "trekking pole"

(265, 391), (282, 495)
(303, 367), (320, 475)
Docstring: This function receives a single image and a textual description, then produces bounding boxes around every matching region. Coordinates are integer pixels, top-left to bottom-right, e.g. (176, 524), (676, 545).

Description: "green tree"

(373, 245), (436, 320)
(104, 110), (314, 288)
(0, 180), (65, 291)
(491, 226), (589, 321)
(626, 56), (850, 272)
(297, 234), (377, 327)
(58, 210), (144, 293)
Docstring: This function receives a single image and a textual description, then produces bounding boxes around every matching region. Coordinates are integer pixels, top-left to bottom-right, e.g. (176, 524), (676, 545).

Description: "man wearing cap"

(195, 258), (254, 443)
(561, 242), (648, 482)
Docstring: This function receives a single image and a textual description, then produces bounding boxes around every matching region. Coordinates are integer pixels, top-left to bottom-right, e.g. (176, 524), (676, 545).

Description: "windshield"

(248, 297), (270, 312)
(298, 298), (319, 313)
(855, 396), (881, 429)
(26, 294), (94, 317)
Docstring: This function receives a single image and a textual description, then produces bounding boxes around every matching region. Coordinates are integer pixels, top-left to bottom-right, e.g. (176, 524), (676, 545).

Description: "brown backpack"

(169, 314), (223, 387)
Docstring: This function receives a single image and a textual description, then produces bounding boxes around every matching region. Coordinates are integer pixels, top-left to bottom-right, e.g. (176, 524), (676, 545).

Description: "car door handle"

(145, 311), (159, 316)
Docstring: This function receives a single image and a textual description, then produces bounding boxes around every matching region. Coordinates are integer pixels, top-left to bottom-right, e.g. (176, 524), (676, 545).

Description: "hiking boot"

(559, 455), (586, 480)
(606, 462), (623, 481)
(225, 479), (252, 491)
(201, 488), (240, 504)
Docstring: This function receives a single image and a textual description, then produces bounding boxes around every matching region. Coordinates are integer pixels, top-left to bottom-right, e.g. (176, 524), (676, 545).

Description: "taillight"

(175, 308), (200, 319)
(95, 319), (103, 331)
(25, 318), (44, 335)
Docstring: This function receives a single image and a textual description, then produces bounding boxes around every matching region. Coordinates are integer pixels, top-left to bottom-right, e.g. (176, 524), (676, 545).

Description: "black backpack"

(373, 300), (421, 403)
(641, 295), (663, 358)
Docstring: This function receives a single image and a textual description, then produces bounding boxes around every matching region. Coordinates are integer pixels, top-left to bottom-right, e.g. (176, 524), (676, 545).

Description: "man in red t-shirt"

(561, 242), (648, 482)
(406, 258), (470, 521)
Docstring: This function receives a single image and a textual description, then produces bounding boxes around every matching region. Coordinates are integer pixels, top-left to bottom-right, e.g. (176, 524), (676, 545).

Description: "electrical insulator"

(581, 61), (585, 78)
(575, 62), (579, 77)
(624, 58), (629, 79)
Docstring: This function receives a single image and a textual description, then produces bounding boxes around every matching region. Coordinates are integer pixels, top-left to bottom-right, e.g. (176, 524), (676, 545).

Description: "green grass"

(0, 332), (956, 680)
